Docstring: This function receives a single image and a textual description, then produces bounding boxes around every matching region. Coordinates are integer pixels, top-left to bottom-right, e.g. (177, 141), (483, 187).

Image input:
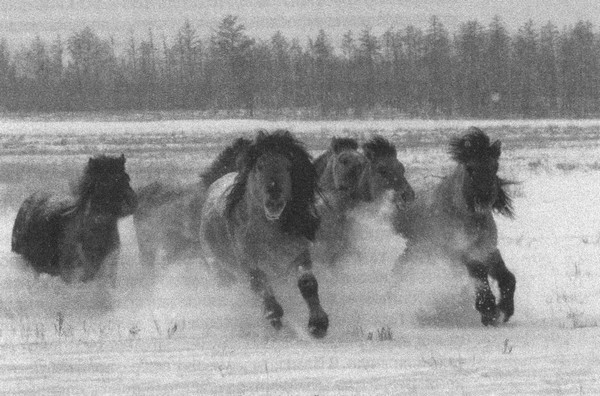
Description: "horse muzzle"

(264, 199), (286, 221)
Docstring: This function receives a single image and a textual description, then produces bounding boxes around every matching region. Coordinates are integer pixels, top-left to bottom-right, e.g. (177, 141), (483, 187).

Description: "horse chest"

(236, 220), (305, 274)
(444, 215), (497, 260)
(78, 218), (118, 255)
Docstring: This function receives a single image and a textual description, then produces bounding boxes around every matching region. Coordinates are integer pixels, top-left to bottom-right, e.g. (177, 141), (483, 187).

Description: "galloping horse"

(133, 137), (252, 267)
(312, 137), (374, 267)
(200, 130), (328, 338)
(11, 154), (137, 285)
(393, 128), (515, 325)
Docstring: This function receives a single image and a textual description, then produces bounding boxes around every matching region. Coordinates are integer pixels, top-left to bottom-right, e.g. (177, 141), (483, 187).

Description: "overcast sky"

(2, 0), (599, 46)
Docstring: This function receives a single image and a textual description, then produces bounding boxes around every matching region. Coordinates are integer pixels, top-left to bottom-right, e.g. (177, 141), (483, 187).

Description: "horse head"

(320, 137), (372, 201)
(76, 154), (137, 217)
(362, 135), (415, 206)
(449, 127), (512, 217)
(248, 150), (293, 221)
(227, 130), (320, 240)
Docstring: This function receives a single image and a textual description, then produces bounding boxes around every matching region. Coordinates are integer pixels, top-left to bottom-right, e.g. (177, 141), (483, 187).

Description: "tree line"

(1, 15), (600, 118)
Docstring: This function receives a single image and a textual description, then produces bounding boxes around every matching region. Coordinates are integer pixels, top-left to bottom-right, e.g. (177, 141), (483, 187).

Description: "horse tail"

(11, 197), (32, 254)
(11, 191), (68, 276)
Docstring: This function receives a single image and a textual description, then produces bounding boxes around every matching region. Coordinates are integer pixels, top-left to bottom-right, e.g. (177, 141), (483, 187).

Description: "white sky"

(1, 0), (599, 47)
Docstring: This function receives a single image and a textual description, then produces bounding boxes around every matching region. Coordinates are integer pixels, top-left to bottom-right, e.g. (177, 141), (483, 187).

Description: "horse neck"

(437, 165), (474, 218)
(318, 154), (336, 191)
(77, 195), (120, 226)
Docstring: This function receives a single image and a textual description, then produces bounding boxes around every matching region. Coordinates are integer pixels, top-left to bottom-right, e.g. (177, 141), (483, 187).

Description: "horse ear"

(490, 140), (502, 158)
(88, 157), (97, 172)
(120, 154), (126, 164)
(256, 130), (267, 141)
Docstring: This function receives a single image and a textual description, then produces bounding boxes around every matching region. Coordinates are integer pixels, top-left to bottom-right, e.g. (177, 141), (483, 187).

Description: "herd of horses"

(9, 127), (516, 338)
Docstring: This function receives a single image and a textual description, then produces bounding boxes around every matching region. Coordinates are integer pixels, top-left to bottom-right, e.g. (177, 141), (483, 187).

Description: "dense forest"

(1, 15), (599, 118)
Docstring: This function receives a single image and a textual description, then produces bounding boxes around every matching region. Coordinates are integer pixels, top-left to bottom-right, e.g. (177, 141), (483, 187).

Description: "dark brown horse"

(393, 128), (515, 325)
(200, 130), (328, 338)
(11, 154), (137, 285)
(133, 137), (251, 267)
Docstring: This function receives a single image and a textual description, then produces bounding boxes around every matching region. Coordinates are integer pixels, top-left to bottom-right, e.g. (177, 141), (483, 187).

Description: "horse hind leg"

(249, 268), (284, 330)
(465, 260), (499, 326)
(488, 250), (516, 323)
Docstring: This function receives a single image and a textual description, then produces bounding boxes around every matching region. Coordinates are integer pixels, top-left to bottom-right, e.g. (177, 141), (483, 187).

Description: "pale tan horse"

(200, 130), (328, 338)
(312, 137), (374, 267)
(393, 127), (515, 326)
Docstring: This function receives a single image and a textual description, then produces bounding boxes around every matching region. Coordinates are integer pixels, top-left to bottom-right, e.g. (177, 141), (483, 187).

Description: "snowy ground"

(0, 119), (599, 394)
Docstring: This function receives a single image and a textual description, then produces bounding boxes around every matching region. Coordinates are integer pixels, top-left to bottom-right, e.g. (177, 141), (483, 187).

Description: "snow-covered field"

(0, 118), (599, 394)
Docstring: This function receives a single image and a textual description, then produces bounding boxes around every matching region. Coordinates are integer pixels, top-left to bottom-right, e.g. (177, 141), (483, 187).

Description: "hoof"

(481, 309), (500, 326)
(498, 300), (514, 323)
(264, 296), (284, 330)
(308, 311), (329, 338)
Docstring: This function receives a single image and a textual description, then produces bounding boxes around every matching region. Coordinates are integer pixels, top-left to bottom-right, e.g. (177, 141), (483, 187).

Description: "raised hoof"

(498, 301), (514, 323)
(264, 296), (284, 330)
(308, 311), (329, 338)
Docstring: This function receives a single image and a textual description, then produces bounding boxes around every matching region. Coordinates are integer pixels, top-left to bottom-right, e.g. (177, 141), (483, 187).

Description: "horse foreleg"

(487, 250), (516, 322)
(103, 249), (119, 288)
(465, 260), (499, 326)
(134, 220), (158, 267)
(296, 251), (329, 338)
(249, 268), (284, 330)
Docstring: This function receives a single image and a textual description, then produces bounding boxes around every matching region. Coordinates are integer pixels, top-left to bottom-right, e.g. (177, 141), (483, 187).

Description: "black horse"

(11, 154), (137, 285)
(133, 137), (252, 267)
(393, 128), (515, 325)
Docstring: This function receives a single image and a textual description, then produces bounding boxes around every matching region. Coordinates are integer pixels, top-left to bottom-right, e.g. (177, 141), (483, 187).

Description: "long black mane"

(362, 135), (397, 160)
(449, 127), (514, 218)
(226, 130), (320, 240)
(201, 137), (253, 187)
(449, 127), (497, 164)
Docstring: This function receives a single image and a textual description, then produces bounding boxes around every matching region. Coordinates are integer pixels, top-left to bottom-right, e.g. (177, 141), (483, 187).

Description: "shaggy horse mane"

(330, 137), (359, 153)
(226, 130), (320, 241)
(73, 154), (126, 199)
(449, 127), (500, 164)
(362, 135), (397, 160)
(495, 177), (515, 218)
(200, 137), (253, 187)
(449, 127), (514, 218)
